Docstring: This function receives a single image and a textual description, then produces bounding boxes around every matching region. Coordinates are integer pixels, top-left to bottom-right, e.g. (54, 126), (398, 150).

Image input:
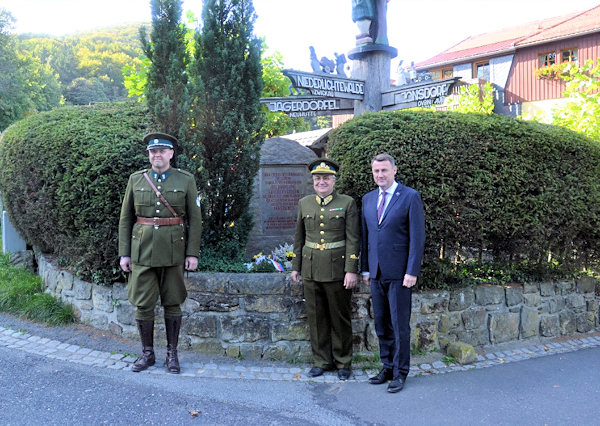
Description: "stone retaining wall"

(37, 252), (600, 362)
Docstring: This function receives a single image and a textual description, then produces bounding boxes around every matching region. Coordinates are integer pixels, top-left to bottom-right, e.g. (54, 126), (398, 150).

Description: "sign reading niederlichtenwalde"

(382, 77), (461, 110)
(260, 96), (354, 117)
(283, 69), (365, 100)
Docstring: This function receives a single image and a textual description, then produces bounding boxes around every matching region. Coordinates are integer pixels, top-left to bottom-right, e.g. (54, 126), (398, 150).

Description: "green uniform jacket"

(118, 168), (202, 267)
(292, 191), (360, 282)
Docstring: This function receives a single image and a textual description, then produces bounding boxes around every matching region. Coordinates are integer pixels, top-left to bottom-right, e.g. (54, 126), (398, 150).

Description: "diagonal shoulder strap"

(143, 172), (179, 218)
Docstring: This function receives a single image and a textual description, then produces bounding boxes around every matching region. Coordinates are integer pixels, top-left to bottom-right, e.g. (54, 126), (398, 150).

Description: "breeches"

(128, 264), (187, 320)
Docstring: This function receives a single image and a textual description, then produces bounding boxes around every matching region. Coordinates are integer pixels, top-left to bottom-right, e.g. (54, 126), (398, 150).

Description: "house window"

(431, 70), (442, 80)
(560, 48), (578, 63)
(473, 61), (490, 80)
(539, 52), (556, 67)
(443, 69), (453, 78)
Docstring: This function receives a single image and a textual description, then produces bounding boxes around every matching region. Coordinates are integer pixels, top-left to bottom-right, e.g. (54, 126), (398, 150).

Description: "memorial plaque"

(260, 167), (307, 234)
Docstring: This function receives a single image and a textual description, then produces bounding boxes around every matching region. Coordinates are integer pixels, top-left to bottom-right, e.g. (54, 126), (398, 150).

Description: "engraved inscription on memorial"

(261, 168), (306, 232)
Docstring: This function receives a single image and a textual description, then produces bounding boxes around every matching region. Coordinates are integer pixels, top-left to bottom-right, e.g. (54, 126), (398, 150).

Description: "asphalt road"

(1, 313), (599, 425)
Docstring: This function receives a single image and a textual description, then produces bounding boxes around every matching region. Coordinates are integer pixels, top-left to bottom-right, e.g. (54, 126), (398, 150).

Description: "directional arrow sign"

(382, 77), (461, 110)
(260, 96), (354, 117)
(283, 69), (365, 100)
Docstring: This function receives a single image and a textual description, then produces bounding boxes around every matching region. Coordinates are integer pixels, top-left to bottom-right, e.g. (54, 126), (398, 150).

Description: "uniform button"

(320, 231), (324, 235)
(320, 208), (325, 212)
(155, 209), (160, 213)
(321, 239), (325, 243)
(320, 215), (324, 219)
(320, 223), (324, 227)
(154, 226), (159, 230)
(156, 201), (160, 205)
(157, 186), (162, 190)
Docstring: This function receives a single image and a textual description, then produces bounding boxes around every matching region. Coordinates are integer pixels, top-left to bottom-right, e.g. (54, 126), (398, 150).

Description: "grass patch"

(442, 355), (457, 366)
(353, 352), (382, 371)
(0, 253), (75, 326)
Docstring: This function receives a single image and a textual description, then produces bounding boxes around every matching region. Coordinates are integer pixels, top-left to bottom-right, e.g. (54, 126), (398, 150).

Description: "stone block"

(548, 296), (565, 314)
(505, 284), (523, 306)
(523, 293), (541, 307)
(576, 312), (595, 333)
(447, 341), (477, 365)
(555, 280), (573, 295)
(489, 312), (519, 344)
(539, 282), (555, 297)
(565, 294), (585, 311)
(523, 282), (539, 294)
(448, 287), (474, 311)
(188, 294), (240, 312)
(74, 278), (92, 300)
(185, 314), (217, 338)
(111, 282), (128, 300)
(457, 328), (489, 346)
(245, 295), (291, 313)
(288, 299), (307, 320)
(462, 309), (486, 330)
(438, 313), (462, 334)
(228, 273), (286, 295)
(115, 302), (135, 326)
(587, 300), (598, 313)
(226, 345), (241, 359)
(108, 322), (123, 336)
(219, 316), (270, 343)
(559, 311), (576, 335)
(365, 322), (379, 351)
(91, 284), (114, 313)
(239, 343), (264, 360)
(420, 292), (449, 314)
(56, 270), (74, 293)
(414, 320), (438, 351)
(271, 320), (309, 341)
(576, 276), (597, 294)
(185, 273), (227, 293)
(540, 315), (560, 337)
(475, 285), (505, 305)
(520, 306), (539, 338)
(189, 338), (224, 355)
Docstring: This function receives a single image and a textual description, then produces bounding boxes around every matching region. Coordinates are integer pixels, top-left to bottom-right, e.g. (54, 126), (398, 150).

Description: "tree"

(444, 81), (495, 114)
(194, 0), (264, 256)
(551, 59), (600, 141)
(140, 0), (192, 141)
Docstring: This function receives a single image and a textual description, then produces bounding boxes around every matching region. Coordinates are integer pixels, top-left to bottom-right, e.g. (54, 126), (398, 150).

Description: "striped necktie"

(377, 191), (387, 222)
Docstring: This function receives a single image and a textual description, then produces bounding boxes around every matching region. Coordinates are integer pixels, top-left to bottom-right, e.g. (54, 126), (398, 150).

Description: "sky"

(2, 0), (600, 75)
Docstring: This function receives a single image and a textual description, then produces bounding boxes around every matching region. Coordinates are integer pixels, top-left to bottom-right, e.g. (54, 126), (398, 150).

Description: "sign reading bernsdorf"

(283, 69), (365, 100)
(382, 77), (461, 110)
(260, 96), (354, 117)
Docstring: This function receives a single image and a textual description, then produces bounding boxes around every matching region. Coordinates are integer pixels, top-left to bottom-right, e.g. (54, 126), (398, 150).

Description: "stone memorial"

(246, 137), (317, 256)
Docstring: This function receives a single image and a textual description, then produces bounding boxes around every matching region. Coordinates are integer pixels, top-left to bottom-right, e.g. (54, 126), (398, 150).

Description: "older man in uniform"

(118, 132), (202, 374)
(291, 158), (360, 381)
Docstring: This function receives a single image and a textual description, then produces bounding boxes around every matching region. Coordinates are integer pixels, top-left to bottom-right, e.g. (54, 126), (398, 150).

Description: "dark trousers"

(371, 277), (412, 378)
(303, 279), (353, 369)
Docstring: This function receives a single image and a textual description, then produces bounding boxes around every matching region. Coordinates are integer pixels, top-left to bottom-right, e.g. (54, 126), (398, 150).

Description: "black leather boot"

(165, 316), (182, 374)
(131, 319), (155, 372)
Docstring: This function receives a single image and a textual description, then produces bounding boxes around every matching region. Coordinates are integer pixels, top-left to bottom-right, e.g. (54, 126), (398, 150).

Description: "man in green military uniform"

(291, 158), (360, 381)
(118, 132), (202, 374)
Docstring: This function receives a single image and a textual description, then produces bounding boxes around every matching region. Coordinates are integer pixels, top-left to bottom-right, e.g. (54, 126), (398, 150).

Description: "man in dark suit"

(361, 153), (425, 393)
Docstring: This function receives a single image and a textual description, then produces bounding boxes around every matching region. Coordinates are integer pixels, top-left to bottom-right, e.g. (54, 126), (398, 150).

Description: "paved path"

(2, 324), (600, 383)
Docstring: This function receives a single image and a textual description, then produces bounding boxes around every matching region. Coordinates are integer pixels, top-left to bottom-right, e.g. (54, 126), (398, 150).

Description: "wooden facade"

(505, 33), (600, 103)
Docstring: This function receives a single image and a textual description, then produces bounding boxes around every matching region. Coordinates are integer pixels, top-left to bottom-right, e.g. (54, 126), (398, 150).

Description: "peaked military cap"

(143, 132), (178, 150)
(308, 158), (339, 175)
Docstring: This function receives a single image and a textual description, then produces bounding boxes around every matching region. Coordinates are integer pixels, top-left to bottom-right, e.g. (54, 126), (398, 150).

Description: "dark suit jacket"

(361, 182), (426, 279)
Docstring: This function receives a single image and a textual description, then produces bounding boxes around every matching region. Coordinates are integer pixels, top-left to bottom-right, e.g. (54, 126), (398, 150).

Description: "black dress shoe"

(387, 376), (406, 393)
(337, 368), (352, 381)
(308, 365), (334, 377)
(368, 368), (393, 384)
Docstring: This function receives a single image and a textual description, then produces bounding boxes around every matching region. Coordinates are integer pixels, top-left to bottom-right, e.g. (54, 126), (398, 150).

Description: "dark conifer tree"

(194, 0), (264, 255)
(140, 0), (192, 142)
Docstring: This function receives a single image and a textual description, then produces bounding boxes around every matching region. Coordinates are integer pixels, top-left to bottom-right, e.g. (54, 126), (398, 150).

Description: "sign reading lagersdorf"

(283, 69), (365, 100)
(382, 77), (461, 110)
(260, 96), (354, 117)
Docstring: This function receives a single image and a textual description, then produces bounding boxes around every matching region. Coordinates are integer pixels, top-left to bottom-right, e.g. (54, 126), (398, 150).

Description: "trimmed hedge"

(328, 110), (600, 286)
(0, 102), (155, 283)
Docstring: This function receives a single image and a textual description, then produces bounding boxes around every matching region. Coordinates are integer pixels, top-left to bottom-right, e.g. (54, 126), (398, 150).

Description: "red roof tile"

(416, 5), (600, 69)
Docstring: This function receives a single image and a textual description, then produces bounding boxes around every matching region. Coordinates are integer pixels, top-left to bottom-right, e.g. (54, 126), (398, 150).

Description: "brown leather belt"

(137, 217), (184, 226)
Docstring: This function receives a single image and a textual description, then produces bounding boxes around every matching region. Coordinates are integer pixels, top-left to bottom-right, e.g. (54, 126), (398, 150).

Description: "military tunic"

(292, 191), (360, 369)
(118, 168), (202, 317)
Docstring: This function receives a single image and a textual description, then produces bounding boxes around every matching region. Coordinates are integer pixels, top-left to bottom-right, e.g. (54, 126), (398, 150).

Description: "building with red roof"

(414, 5), (600, 117)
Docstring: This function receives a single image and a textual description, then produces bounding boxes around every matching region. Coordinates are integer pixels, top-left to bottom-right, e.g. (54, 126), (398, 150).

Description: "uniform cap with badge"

(308, 158), (339, 175)
(143, 132), (178, 150)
